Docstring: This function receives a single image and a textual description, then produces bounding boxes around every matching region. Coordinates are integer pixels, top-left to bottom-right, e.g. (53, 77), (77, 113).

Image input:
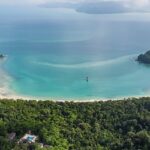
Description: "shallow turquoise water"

(1, 7), (150, 100)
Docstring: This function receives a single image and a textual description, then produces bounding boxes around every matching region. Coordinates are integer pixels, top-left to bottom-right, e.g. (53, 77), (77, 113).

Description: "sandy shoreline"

(0, 90), (149, 102)
(0, 70), (149, 102)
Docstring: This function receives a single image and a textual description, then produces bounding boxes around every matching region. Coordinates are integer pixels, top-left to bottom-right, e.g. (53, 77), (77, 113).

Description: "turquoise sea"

(1, 7), (150, 100)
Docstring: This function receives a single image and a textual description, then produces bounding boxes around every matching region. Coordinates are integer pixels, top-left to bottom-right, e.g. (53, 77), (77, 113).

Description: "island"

(0, 54), (5, 59)
(137, 50), (150, 64)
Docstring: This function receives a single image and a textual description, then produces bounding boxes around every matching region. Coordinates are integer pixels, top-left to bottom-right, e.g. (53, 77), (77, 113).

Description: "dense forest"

(137, 50), (150, 64)
(0, 98), (150, 150)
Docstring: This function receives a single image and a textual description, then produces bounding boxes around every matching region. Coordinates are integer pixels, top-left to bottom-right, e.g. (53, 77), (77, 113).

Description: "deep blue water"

(1, 7), (150, 100)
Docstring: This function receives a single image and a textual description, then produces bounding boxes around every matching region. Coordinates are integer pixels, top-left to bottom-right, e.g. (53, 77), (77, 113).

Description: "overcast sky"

(0, 0), (150, 12)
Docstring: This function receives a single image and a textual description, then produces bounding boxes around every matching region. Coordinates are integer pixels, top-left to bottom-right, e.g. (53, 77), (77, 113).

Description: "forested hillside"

(0, 98), (150, 150)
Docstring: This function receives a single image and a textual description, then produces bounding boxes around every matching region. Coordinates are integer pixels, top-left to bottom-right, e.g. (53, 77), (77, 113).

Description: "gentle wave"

(32, 54), (137, 69)
(0, 65), (13, 97)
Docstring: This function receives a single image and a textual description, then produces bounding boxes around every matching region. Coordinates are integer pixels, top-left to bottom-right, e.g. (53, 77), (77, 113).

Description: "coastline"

(0, 90), (150, 103)
(0, 66), (150, 102)
(0, 55), (150, 102)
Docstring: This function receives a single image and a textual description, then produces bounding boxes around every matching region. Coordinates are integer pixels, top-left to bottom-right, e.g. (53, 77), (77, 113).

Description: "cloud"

(76, 1), (129, 14)
(129, 0), (150, 7)
(0, 0), (45, 6)
(0, 0), (150, 13)
(0, 0), (82, 6)
(36, 0), (150, 14)
(123, 0), (150, 10)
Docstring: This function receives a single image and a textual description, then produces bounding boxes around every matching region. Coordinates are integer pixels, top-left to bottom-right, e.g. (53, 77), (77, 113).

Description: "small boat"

(86, 76), (89, 82)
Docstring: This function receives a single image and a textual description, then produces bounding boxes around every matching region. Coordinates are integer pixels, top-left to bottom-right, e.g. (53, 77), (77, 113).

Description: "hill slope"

(0, 98), (150, 150)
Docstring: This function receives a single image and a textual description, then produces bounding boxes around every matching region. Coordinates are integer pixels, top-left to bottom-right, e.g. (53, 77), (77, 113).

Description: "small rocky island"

(137, 50), (150, 64)
(0, 54), (5, 59)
